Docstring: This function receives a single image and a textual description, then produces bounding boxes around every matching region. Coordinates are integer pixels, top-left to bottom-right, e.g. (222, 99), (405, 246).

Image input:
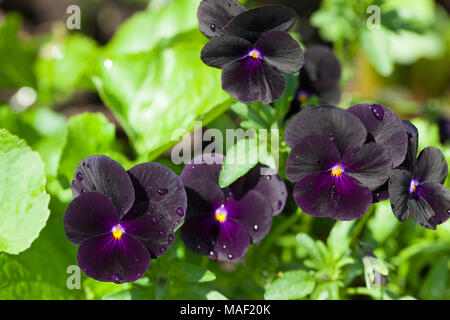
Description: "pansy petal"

(127, 162), (187, 229)
(233, 165), (287, 216)
(401, 120), (418, 171)
(198, 0), (247, 38)
(347, 104), (408, 168)
(121, 209), (174, 258)
(438, 118), (450, 144)
(317, 85), (341, 105)
(342, 142), (392, 190)
(286, 135), (341, 183)
(201, 36), (252, 69)
(181, 215), (220, 256)
(303, 45), (342, 93)
(64, 192), (119, 246)
(413, 147), (448, 185)
(222, 5), (296, 43)
(77, 233), (150, 284)
(226, 190), (272, 242)
(388, 168), (412, 222)
(417, 183), (450, 227)
(294, 173), (372, 220)
(255, 30), (304, 74)
(407, 197), (435, 230)
(180, 153), (226, 206)
(213, 218), (251, 261)
(222, 58), (285, 104)
(285, 106), (367, 154)
(71, 155), (135, 218)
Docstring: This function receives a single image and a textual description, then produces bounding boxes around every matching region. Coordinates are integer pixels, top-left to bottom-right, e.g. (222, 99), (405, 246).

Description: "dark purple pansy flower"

(291, 45), (342, 111)
(389, 121), (449, 230)
(180, 153), (287, 261)
(285, 106), (393, 220)
(347, 103), (409, 203)
(438, 117), (450, 145)
(64, 155), (187, 283)
(199, 3), (304, 104)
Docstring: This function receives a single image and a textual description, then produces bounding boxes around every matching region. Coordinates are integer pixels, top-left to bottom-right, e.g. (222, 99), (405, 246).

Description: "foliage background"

(0, 0), (449, 300)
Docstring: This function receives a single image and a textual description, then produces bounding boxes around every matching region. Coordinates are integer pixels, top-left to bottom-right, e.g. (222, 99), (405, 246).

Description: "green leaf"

(296, 233), (327, 270)
(0, 13), (37, 89)
(0, 129), (50, 254)
(219, 136), (258, 188)
(35, 34), (100, 104)
(360, 27), (394, 77)
(93, 31), (230, 158)
(58, 112), (131, 187)
(274, 74), (299, 121)
(419, 255), (448, 300)
(0, 197), (82, 299)
(327, 220), (355, 261)
(206, 290), (229, 300)
(264, 270), (315, 300)
(168, 262), (216, 283)
(368, 201), (399, 244)
(311, 281), (341, 300)
(106, 0), (198, 55)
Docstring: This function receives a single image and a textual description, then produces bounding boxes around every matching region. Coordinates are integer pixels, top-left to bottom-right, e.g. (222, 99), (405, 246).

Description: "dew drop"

(210, 24), (216, 32)
(266, 175), (271, 180)
(177, 207), (185, 217)
(168, 234), (174, 243)
(369, 104), (384, 121)
(196, 244), (202, 250)
(159, 215), (163, 220)
(106, 177), (111, 182)
(152, 216), (158, 225)
(209, 251), (217, 260)
(222, 244), (227, 250)
(253, 224), (259, 231)
(227, 254), (234, 260)
(81, 188), (86, 193)
(160, 246), (166, 253)
(159, 231), (166, 238)
(76, 172), (83, 182)
(158, 188), (168, 195)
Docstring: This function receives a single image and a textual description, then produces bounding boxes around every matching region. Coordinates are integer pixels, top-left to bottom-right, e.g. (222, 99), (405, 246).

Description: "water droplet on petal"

(76, 172), (83, 182)
(152, 216), (158, 225)
(266, 175), (271, 180)
(159, 215), (163, 220)
(227, 254), (234, 260)
(277, 200), (283, 210)
(106, 177), (111, 182)
(81, 188), (86, 193)
(160, 246), (166, 253)
(369, 104), (384, 121)
(177, 207), (185, 217)
(253, 224), (259, 231)
(209, 251), (217, 260)
(210, 24), (216, 32)
(168, 234), (174, 243)
(159, 231), (166, 238)
(158, 188), (168, 195)
(222, 244), (227, 250)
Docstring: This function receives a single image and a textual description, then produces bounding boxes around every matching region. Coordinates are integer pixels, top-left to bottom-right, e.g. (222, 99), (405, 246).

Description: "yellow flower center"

(298, 94), (308, 103)
(215, 206), (227, 223)
(112, 225), (124, 240)
(331, 164), (343, 177)
(249, 49), (261, 60)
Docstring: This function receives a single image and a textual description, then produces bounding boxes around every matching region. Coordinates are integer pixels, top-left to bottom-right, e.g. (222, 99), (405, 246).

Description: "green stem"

(349, 205), (374, 246)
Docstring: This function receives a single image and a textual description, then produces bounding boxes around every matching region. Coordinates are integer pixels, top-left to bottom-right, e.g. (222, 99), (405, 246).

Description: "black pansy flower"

(291, 45), (342, 113)
(199, 3), (304, 104)
(285, 106), (393, 220)
(64, 155), (187, 283)
(389, 121), (449, 230)
(180, 153), (287, 261)
(347, 103), (409, 203)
